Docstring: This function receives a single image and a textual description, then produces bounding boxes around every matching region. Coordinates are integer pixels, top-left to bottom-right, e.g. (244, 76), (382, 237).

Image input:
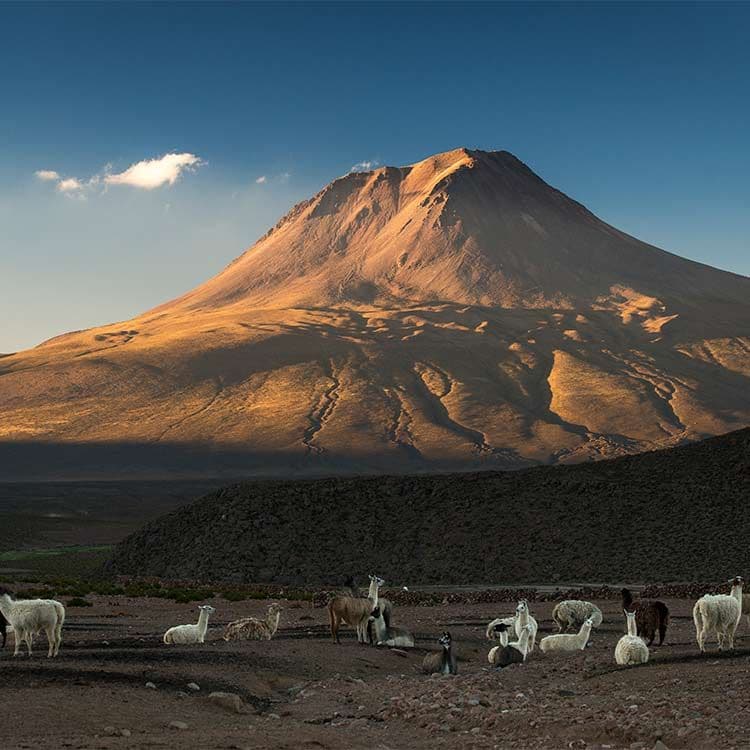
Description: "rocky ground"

(3, 593), (750, 749)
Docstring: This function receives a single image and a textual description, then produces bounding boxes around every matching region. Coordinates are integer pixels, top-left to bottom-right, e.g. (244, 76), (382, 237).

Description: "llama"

(488, 624), (533, 668)
(222, 603), (282, 642)
(366, 575), (393, 629)
(367, 605), (414, 648)
(539, 617), (594, 653)
(1, 610), (7, 650)
(486, 621), (511, 654)
(693, 576), (743, 652)
(422, 631), (457, 675)
(0, 593), (65, 658)
(621, 588), (669, 646)
(163, 605), (215, 645)
(614, 609), (649, 665)
(514, 600), (538, 652)
(328, 579), (380, 644)
(552, 600), (603, 632)
(486, 615), (516, 640)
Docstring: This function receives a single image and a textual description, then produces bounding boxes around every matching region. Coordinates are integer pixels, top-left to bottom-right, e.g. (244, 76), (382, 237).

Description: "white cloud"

(57, 177), (84, 193)
(350, 160), (379, 173)
(255, 175), (267, 184)
(35, 169), (60, 181)
(104, 152), (204, 190)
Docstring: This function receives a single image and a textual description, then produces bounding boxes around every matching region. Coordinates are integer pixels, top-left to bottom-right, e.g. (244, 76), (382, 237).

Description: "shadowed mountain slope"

(106, 427), (750, 585)
(1, 149), (748, 478)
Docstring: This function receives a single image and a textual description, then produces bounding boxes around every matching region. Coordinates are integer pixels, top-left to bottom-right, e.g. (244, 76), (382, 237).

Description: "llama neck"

(498, 630), (508, 647)
(626, 614), (637, 637)
(517, 606), (529, 627)
(267, 609), (280, 634)
(731, 583), (743, 606)
(579, 623), (592, 647)
(0, 594), (11, 618)
(441, 644), (452, 668)
(197, 609), (211, 635)
(622, 590), (633, 609)
(369, 587), (379, 608)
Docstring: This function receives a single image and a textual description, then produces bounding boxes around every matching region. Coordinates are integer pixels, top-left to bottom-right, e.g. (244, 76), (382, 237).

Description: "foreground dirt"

(3, 594), (750, 749)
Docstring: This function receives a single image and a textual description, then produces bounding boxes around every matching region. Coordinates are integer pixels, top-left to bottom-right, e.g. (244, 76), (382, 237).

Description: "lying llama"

(552, 600), (603, 632)
(489, 624), (533, 668)
(367, 605), (414, 648)
(539, 617), (594, 654)
(328, 578), (380, 644)
(693, 576), (743, 652)
(0, 592), (65, 658)
(222, 603), (282, 642)
(621, 588), (669, 646)
(422, 631), (457, 675)
(514, 600), (538, 653)
(614, 609), (649, 666)
(487, 622), (511, 656)
(485, 615), (516, 641)
(163, 604), (215, 645)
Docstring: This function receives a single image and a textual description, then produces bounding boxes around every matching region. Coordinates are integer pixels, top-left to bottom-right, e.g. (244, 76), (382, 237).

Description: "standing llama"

(0, 592), (65, 658)
(621, 588), (669, 646)
(223, 603), (283, 641)
(693, 576), (743, 652)
(328, 578), (380, 644)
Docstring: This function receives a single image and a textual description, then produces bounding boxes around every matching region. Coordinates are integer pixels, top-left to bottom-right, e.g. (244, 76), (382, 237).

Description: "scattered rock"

(103, 726), (117, 736)
(145, 682), (157, 690)
(169, 721), (189, 731)
(119, 729), (131, 738)
(187, 682), (200, 692)
(653, 742), (670, 750)
(208, 692), (246, 714)
(390, 648), (409, 658)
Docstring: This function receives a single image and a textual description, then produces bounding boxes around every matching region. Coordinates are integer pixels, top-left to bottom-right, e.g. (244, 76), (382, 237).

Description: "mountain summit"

(1, 149), (749, 479)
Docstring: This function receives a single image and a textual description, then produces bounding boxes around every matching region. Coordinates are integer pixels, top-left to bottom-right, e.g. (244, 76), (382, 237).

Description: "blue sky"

(1, 1), (748, 352)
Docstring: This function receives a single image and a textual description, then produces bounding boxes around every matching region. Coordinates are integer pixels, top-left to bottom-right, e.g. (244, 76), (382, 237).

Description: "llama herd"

(0, 576), (747, 677)
(324, 574), (750, 676)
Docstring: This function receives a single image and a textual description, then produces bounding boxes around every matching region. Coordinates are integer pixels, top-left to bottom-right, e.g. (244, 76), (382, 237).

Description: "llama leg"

(13, 630), (21, 657)
(55, 621), (63, 656)
(658, 621), (667, 646)
(25, 632), (33, 657)
(46, 626), (55, 658)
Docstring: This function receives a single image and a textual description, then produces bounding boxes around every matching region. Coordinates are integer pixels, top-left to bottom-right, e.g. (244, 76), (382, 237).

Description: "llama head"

(516, 600), (528, 614)
(369, 575), (385, 587)
(583, 617), (594, 627)
(268, 603), (282, 614)
(199, 605), (216, 614)
(439, 631), (452, 648)
(623, 608), (636, 618)
(493, 622), (510, 634)
(729, 576), (744, 587)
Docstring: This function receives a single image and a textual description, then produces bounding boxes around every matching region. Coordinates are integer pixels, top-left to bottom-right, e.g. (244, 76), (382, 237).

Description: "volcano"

(2, 148), (749, 479)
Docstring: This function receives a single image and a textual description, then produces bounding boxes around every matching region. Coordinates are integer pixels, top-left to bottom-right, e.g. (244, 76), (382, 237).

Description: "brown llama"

(328, 580), (380, 644)
(222, 603), (282, 642)
(621, 588), (669, 646)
